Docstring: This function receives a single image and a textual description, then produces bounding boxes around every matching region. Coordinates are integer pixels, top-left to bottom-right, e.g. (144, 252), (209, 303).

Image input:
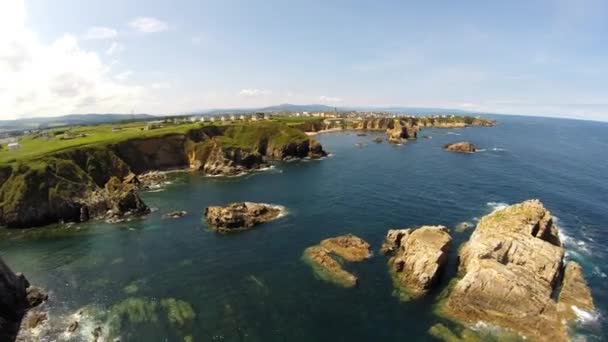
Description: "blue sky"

(1, 0), (607, 121)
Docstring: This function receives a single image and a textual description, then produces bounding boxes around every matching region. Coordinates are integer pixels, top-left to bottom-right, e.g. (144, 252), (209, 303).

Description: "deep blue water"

(1, 114), (607, 341)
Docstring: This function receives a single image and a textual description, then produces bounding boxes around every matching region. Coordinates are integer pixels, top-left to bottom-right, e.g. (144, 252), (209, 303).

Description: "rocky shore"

(204, 202), (284, 232)
(303, 234), (371, 288)
(0, 257), (47, 342)
(0, 123), (325, 228)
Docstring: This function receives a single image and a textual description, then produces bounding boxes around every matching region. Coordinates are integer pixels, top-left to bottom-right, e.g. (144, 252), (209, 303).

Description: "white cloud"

(84, 26), (117, 40)
(129, 17), (169, 33)
(115, 71), (133, 81)
(106, 41), (124, 56)
(319, 95), (342, 103)
(0, 1), (145, 119)
(238, 88), (272, 97)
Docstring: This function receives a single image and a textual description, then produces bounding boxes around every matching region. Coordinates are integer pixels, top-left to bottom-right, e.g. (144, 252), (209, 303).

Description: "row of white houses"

(194, 113), (273, 122)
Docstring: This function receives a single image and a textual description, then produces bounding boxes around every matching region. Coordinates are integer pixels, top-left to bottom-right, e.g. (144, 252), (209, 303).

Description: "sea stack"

(382, 226), (451, 299)
(443, 141), (477, 153)
(439, 200), (595, 342)
(204, 202), (283, 232)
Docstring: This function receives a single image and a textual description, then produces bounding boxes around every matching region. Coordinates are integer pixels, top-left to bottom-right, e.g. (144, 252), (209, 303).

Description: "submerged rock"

(440, 200), (595, 342)
(443, 141), (477, 153)
(204, 202), (283, 232)
(372, 137), (384, 143)
(303, 234), (372, 288)
(163, 211), (188, 219)
(383, 226), (451, 299)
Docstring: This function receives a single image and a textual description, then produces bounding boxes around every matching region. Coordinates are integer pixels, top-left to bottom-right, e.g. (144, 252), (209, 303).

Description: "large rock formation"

(386, 118), (419, 144)
(0, 257), (46, 342)
(204, 202), (283, 232)
(382, 226), (451, 299)
(440, 200), (595, 342)
(303, 234), (371, 288)
(443, 141), (477, 153)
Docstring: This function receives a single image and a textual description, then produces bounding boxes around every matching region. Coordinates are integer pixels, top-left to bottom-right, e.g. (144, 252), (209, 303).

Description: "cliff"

(301, 116), (493, 143)
(0, 122), (326, 228)
(439, 200), (595, 342)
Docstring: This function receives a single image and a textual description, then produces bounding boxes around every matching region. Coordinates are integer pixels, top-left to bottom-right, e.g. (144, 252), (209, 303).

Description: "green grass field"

(0, 117), (317, 165)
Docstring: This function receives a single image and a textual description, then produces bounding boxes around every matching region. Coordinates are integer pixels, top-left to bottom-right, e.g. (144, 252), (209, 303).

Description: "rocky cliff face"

(0, 257), (47, 342)
(382, 226), (452, 299)
(443, 141), (477, 153)
(440, 200), (595, 342)
(0, 123), (326, 229)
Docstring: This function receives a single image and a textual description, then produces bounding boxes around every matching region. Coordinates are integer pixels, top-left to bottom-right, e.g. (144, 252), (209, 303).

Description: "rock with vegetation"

(443, 141), (477, 153)
(439, 200), (595, 342)
(302, 234), (371, 288)
(383, 226), (452, 299)
(0, 122), (326, 228)
(204, 202), (283, 232)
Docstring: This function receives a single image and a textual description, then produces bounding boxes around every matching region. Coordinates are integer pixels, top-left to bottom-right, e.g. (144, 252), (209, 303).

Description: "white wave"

(446, 132), (461, 135)
(147, 189), (165, 193)
(476, 148), (487, 152)
(486, 201), (509, 212)
(248, 202), (288, 218)
(593, 266), (607, 278)
(490, 147), (506, 151)
(571, 306), (600, 324)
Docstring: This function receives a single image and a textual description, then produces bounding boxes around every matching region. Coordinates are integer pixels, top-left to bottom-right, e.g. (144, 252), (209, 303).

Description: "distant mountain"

(197, 104), (475, 116)
(0, 114), (156, 132)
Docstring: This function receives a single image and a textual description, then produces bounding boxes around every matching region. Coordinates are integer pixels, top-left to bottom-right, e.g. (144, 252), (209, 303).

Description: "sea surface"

(1, 114), (607, 341)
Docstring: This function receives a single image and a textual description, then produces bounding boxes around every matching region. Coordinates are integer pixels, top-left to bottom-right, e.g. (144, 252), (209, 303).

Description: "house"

(190, 116), (198, 122)
(200, 117), (207, 122)
(264, 113), (272, 120)
(230, 115), (237, 121)
(112, 127), (122, 132)
(239, 114), (246, 120)
(209, 117), (215, 122)
(8, 142), (20, 151)
(220, 116), (226, 122)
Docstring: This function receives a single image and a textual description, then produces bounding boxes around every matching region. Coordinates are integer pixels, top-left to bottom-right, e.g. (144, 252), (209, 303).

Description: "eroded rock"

(303, 234), (371, 288)
(440, 200), (595, 342)
(204, 202), (283, 232)
(383, 226), (451, 299)
(443, 141), (477, 153)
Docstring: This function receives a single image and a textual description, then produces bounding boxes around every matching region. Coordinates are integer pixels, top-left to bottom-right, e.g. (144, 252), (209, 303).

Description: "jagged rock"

(137, 171), (168, 190)
(319, 234), (372, 262)
(204, 202), (283, 232)
(372, 137), (384, 143)
(25, 287), (47, 308)
(386, 118), (418, 144)
(0, 258), (29, 341)
(24, 311), (47, 329)
(384, 226), (451, 298)
(67, 320), (79, 332)
(163, 211), (188, 219)
(557, 261), (595, 320)
(443, 141), (477, 153)
(440, 200), (595, 342)
(303, 234), (371, 288)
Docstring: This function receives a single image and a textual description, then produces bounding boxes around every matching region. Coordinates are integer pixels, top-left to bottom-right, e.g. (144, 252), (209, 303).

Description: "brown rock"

(303, 234), (371, 288)
(302, 246), (358, 288)
(443, 141), (477, 153)
(204, 202), (283, 232)
(557, 261), (595, 320)
(25, 286), (47, 308)
(319, 234), (372, 262)
(441, 199), (594, 342)
(67, 320), (79, 332)
(384, 226), (451, 298)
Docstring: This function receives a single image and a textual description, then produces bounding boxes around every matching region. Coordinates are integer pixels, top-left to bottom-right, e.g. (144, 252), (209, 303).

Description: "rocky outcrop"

(204, 202), (283, 232)
(444, 141), (477, 153)
(440, 200), (595, 342)
(386, 118), (418, 144)
(557, 261), (595, 320)
(0, 257), (46, 342)
(383, 226), (451, 299)
(303, 234), (371, 288)
(79, 177), (150, 224)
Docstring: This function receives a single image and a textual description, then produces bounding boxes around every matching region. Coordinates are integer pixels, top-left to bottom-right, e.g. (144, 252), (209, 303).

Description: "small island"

(204, 202), (284, 233)
(302, 234), (371, 288)
(443, 141), (477, 153)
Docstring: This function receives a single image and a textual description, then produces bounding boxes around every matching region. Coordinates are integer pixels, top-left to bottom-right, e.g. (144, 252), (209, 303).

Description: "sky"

(0, 0), (607, 121)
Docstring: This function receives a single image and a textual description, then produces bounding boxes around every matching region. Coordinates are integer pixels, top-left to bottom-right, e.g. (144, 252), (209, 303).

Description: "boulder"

(204, 202), (283, 232)
(440, 200), (595, 342)
(383, 226), (451, 298)
(443, 141), (477, 153)
(303, 234), (371, 288)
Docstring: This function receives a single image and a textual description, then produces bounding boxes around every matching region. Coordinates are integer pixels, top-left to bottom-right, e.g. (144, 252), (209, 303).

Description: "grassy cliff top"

(0, 119), (313, 165)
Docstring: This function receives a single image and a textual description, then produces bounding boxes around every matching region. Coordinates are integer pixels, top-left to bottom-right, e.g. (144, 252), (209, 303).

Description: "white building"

(200, 117), (207, 122)
(210, 117), (215, 122)
(220, 116), (226, 122)
(230, 115), (236, 121)
(8, 142), (21, 151)
(239, 114), (246, 120)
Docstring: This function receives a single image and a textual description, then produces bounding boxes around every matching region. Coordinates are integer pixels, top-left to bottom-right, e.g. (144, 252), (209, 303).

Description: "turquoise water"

(1, 114), (607, 341)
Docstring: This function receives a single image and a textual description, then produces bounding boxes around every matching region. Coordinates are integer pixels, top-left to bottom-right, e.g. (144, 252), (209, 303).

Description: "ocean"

(1, 114), (607, 341)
